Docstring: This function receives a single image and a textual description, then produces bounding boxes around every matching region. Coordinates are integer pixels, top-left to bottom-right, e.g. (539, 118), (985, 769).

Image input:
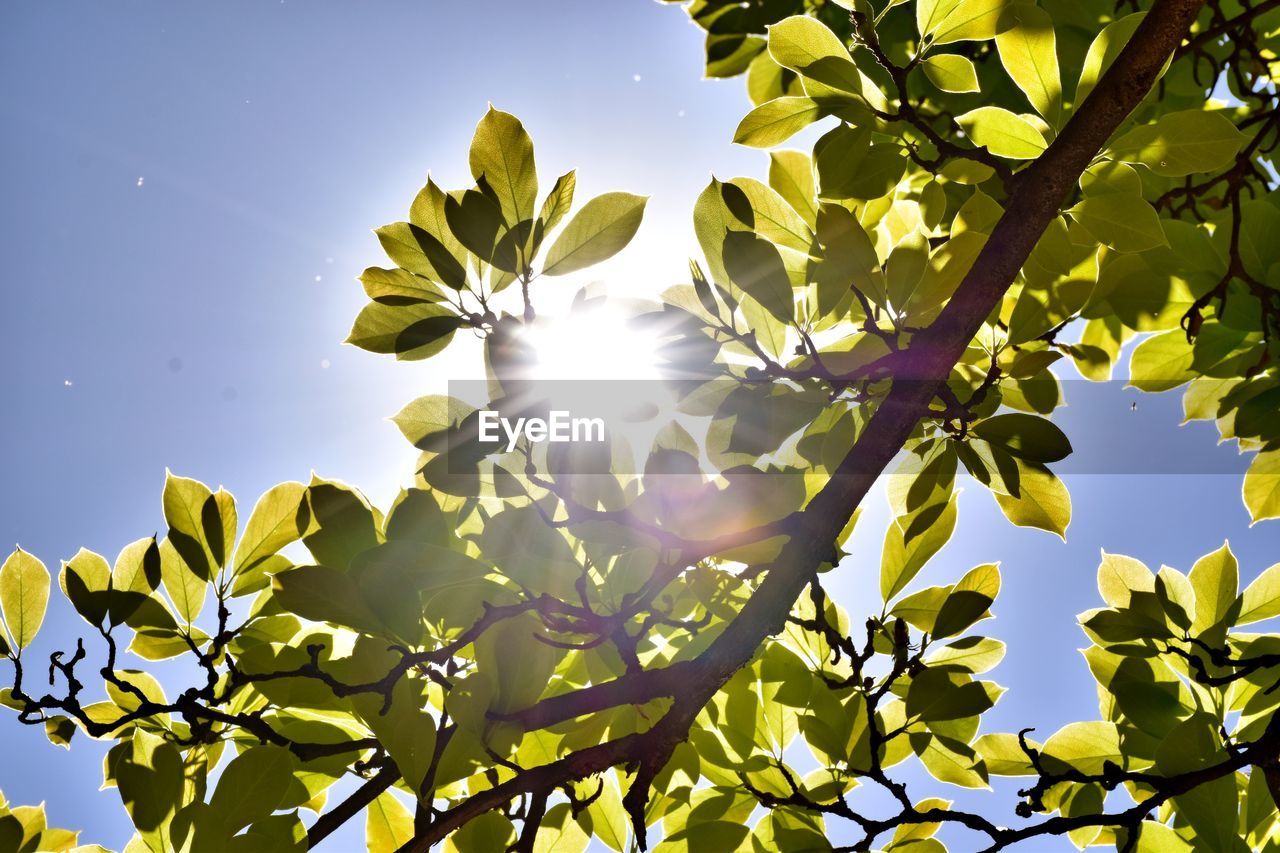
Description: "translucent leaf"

(542, 192), (647, 276)
(232, 482), (306, 583)
(734, 97), (828, 148)
(1109, 110), (1245, 177)
(974, 732), (1038, 775)
(468, 107), (538, 227)
(768, 150), (817, 226)
(0, 549), (49, 652)
(1068, 193), (1166, 254)
(162, 472), (232, 581)
(767, 15), (862, 94)
(881, 493), (959, 601)
(956, 106), (1046, 159)
(971, 413), (1072, 463)
(992, 459), (1070, 539)
(346, 302), (465, 361)
(921, 54), (979, 93)
(208, 746), (295, 834)
(1097, 552), (1154, 608)
(1244, 449), (1280, 524)
(1188, 541), (1239, 635)
(918, 0), (1011, 44)
(721, 230), (795, 324)
(995, 3), (1061, 124)
(1129, 330), (1195, 392)
(1041, 720), (1121, 774)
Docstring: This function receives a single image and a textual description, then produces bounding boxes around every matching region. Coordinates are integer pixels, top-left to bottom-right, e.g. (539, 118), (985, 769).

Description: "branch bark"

(397, 0), (1208, 847)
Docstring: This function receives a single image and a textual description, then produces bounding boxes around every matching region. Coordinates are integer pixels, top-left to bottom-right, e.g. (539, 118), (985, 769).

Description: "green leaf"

(921, 54), (980, 93)
(1097, 552), (1153, 608)
(910, 732), (989, 787)
(469, 107), (538, 227)
(907, 669), (997, 722)
(316, 487), (397, 564)
(992, 459), (1071, 539)
(974, 732), (1038, 775)
(768, 150), (818, 226)
(542, 192), (647, 276)
(1068, 193), (1166, 253)
(209, 745), (295, 832)
(375, 222), (468, 290)
(346, 302), (466, 361)
(409, 178), (469, 276)
(536, 171), (577, 238)
(44, 715), (75, 749)
(725, 176), (813, 252)
(918, 0), (1011, 45)
(272, 566), (385, 635)
(1129, 330), (1195, 392)
(885, 231), (930, 314)
(881, 494), (959, 601)
(971, 413), (1072, 463)
(474, 612), (559, 715)
(734, 97), (828, 148)
(162, 472), (232, 581)
(1041, 721), (1121, 774)
(1154, 715), (1242, 851)
(111, 730), (185, 847)
(1244, 449), (1280, 524)
(583, 775), (630, 852)
(0, 549), (49, 652)
(995, 3), (1061, 124)
(1188, 541), (1238, 635)
(160, 539), (207, 625)
(111, 537), (162, 626)
(359, 266), (447, 304)
(721, 230), (795, 324)
(926, 636), (1006, 673)
(449, 811), (516, 852)
(1075, 13), (1144, 106)
(1109, 110), (1246, 177)
(443, 188), (508, 267)
(933, 563), (1001, 638)
(767, 15), (862, 94)
(61, 548), (112, 628)
(814, 202), (878, 314)
(366, 793), (414, 851)
(816, 125), (908, 199)
(232, 482), (305, 581)
(1237, 562), (1280, 624)
(956, 107), (1046, 159)
(354, 679), (438, 791)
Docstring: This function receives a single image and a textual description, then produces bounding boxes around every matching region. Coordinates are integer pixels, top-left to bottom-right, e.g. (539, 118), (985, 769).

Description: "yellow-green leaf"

(921, 54), (980, 93)
(1109, 110), (1245, 177)
(1244, 449), (1280, 524)
(996, 3), (1061, 124)
(542, 192), (647, 276)
(1238, 562), (1280, 624)
(734, 97), (828, 148)
(0, 549), (49, 652)
(469, 107), (538, 227)
(367, 792), (414, 851)
(956, 106), (1047, 159)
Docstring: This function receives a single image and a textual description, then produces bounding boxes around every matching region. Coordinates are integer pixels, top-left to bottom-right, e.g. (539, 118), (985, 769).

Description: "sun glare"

(520, 301), (661, 381)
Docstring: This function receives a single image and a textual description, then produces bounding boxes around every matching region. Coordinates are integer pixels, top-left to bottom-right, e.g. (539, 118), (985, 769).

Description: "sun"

(519, 299), (661, 381)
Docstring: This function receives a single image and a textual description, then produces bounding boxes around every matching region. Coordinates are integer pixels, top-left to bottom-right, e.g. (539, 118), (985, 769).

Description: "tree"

(2, 0), (1280, 849)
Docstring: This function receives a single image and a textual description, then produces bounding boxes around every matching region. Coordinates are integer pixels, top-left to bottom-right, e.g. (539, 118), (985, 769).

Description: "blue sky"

(0, 2), (1274, 850)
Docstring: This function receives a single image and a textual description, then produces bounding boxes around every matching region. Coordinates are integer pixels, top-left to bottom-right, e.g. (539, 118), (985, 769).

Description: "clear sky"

(0, 2), (1274, 850)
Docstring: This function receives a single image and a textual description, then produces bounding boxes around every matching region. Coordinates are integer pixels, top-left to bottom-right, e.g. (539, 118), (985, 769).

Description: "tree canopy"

(3, 0), (1280, 850)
